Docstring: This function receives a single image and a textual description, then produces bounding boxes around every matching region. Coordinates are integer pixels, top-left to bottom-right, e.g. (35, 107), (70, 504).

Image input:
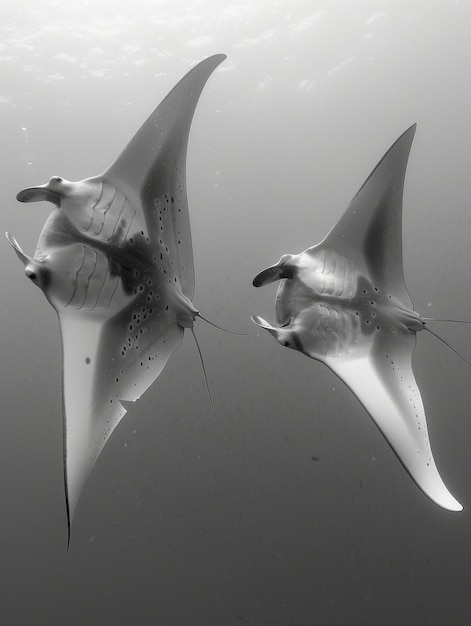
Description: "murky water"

(1, 1), (471, 624)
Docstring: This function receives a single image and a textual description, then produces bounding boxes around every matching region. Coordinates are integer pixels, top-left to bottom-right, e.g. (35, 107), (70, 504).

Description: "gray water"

(1, 1), (471, 624)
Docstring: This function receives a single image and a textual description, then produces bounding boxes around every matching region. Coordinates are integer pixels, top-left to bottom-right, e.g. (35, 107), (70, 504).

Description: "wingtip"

(198, 53), (227, 71)
(392, 123), (417, 147)
(439, 495), (463, 513)
(419, 474), (463, 512)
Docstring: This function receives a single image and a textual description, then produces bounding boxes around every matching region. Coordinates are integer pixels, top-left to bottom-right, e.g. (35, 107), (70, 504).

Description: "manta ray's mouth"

(16, 187), (61, 207)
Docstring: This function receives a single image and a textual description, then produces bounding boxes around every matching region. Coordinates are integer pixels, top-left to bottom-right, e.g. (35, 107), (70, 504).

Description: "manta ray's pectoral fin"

(322, 124), (416, 306)
(327, 333), (463, 512)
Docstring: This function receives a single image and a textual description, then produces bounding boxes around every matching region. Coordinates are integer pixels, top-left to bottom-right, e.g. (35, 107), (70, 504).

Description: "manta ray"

(252, 124), (464, 512)
(6, 54), (226, 540)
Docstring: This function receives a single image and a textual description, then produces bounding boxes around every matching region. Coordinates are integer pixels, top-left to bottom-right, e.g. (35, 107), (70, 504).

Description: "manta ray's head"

(252, 254), (296, 287)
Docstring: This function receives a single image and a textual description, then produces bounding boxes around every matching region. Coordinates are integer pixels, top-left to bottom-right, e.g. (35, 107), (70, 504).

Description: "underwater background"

(1, 1), (471, 624)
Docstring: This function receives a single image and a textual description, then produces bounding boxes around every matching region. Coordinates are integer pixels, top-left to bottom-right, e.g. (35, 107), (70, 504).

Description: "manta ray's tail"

(423, 319), (471, 368)
(190, 327), (218, 424)
(190, 315), (247, 424)
(197, 313), (247, 335)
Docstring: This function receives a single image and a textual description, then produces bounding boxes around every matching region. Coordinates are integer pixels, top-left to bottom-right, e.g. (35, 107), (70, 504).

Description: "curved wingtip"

(209, 53), (227, 64)
(398, 122), (417, 143)
(193, 54), (227, 76)
(429, 486), (463, 512)
(447, 499), (463, 512)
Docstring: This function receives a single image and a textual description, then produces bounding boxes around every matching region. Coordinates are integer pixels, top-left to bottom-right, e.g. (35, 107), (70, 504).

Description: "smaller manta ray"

(6, 54), (226, 540)
(252, 124), (464, 512)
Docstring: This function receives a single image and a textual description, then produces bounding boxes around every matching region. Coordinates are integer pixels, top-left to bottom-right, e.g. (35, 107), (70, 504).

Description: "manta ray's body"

(252, 125), (463, 512)
(6, 54), (226, 538)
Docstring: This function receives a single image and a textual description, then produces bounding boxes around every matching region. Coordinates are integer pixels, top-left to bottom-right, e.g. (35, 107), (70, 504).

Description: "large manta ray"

(252, 125), (463, 512)
(6, 54), (226, 540)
